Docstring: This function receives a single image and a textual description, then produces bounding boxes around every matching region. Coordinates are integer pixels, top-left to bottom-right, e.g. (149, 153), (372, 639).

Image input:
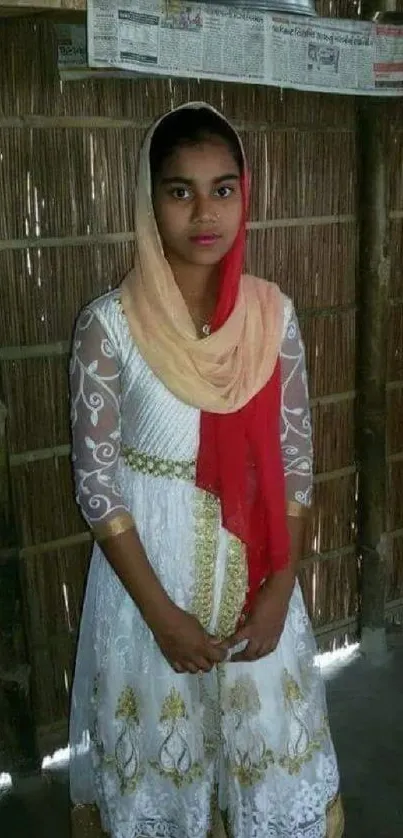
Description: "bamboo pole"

(356, 94), (390, 658)
(0, 397), (39, 772)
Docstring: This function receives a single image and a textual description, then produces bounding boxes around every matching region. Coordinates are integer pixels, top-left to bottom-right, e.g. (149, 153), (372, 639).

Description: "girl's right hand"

(150, 603), (227, 674)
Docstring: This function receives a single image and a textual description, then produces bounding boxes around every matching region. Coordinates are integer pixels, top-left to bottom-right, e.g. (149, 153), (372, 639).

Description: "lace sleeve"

(70, 307), (133, 540)
(280, 304), (313, 511)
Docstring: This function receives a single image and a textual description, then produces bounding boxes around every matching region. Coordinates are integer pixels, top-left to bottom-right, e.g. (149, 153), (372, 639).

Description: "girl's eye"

(170, 186), (191, 200)
(215, 185), (234, 198)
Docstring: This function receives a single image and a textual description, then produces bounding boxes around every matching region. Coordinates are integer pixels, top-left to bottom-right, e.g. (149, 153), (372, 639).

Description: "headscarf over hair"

(121, 102), (289, 611)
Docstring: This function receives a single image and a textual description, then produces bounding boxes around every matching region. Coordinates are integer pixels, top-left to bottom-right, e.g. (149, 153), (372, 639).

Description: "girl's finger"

(196, 657), (213, 673)
(173, 662), (185, 673)
(231, 640), (258, 663)
(186, 662), (199, 674)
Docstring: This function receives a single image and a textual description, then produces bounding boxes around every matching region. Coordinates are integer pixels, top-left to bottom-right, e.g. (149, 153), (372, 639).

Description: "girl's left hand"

(221, 571), (295, 663)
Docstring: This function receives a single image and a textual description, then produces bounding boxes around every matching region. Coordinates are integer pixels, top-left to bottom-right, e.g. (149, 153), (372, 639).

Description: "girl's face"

(153, 137), (243, 271)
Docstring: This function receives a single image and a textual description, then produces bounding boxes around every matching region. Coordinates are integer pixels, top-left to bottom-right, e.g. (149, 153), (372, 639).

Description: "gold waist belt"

(121, 446), (196, 482)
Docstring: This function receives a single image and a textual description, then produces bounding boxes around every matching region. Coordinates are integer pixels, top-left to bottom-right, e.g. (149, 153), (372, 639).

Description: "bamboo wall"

(386, 100), (403, 618)
(0, 14), (400, 762)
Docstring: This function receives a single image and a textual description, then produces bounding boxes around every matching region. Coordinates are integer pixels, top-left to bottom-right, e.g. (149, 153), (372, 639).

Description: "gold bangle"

(286, 500), (311, 519)
(92, 512), (134, 542)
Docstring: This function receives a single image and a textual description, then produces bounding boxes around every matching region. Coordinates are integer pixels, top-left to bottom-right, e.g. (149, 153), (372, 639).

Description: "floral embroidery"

(90, 679), (144, 795)
(222, 675), (275, 786)
(151, 688), (204, 788)
(279, 669), (329, 775)
(160, 689), (188, 723)
(113, 686), (144, 794)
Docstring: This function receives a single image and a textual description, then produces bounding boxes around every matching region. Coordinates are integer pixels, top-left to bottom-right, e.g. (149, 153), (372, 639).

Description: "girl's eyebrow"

(160, 173), (240, 186)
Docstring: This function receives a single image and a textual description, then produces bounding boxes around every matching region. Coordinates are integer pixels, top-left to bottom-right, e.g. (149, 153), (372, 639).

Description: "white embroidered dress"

(69, 289), (341, 838)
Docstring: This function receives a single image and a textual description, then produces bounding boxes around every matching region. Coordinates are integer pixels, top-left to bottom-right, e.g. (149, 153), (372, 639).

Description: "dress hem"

(70, 792), (344, 838)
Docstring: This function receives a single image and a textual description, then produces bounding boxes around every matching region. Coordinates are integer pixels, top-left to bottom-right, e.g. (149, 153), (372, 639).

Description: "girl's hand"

(223, 570), (295, 663)
(151, 603), (228, 674)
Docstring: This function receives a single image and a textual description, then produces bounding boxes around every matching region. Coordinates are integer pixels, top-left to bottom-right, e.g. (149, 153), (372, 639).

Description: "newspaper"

(58, 2), (403, 95)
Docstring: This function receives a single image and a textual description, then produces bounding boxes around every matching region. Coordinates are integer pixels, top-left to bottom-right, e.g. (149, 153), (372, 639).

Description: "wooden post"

(0, 398), (39, 773)
(356, 95), (390, 658)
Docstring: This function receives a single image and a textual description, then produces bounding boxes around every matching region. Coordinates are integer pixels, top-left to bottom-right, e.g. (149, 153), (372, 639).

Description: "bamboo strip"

(20, 531), (91, 557)
(10, 444), (70, 466)
(9, 442), (356, 482)
(0, 232), (136, 252)
(314, 466), (356, 483)
(0, 342), (69, 361)
(385, 597), (403, 611)
(387, 380), (403, 390)
(0, 337), (356, 366)
(0, 115), (357, 133)
(310, 391), (355, 407)
(249, 214), (355, 230)
(301, 545), (355, 566)
(0, 216), (356, 253)
(0, 538), (357, 565)
(314, 616), (358, 637)
(23, 603), (363, 653)
(388, 451), (403, 462)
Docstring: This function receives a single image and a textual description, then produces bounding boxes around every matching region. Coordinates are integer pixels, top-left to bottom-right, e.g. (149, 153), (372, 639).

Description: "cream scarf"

(120, 102), (284, 414)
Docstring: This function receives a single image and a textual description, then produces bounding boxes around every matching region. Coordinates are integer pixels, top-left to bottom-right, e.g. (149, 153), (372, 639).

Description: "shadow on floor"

(1, 636), (402, 837)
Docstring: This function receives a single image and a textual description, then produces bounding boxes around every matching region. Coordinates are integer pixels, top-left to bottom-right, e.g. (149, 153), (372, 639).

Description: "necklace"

(202, 323), (211, 337)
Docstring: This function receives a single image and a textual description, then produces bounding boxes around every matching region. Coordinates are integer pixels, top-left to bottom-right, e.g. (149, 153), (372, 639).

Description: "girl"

(69, 102), (343, 838)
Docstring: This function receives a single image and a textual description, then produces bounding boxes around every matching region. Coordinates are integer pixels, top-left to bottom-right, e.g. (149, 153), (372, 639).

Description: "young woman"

(69, 102), (343, 838)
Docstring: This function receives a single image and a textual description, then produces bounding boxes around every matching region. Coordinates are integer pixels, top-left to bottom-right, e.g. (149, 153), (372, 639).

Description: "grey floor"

(1, 633), (402, 838)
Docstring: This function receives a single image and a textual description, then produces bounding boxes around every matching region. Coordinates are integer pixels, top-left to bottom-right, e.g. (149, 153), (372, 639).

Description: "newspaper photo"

(59, 0), (403, 96)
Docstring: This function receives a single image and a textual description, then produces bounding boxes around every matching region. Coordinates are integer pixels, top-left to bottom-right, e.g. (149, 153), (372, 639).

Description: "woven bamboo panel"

(11, 457), (84, 546)
(387, 462), (403, 534)
(311, 399), (355, 473)
(0, 243), (135, 347)
(1, 357), (70, 452)
(386, 114), (403, 606)
(387, 537), (403, 603)
(387, 389), (403, 458)
(0, 17), (359, 743)
(246, 224), (356, 310)
(20, 539), (90, 726)
(390, 220), (403, 299)
(299, 552), (358, 629)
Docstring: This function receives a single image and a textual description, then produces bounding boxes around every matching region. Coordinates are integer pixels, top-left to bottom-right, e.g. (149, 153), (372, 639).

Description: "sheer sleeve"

(69, 307), (134, 541)
(280, 303), (313, 514)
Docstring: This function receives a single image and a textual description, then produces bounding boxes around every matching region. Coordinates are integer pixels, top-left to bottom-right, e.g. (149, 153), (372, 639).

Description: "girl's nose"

(192, 194), (218, 223)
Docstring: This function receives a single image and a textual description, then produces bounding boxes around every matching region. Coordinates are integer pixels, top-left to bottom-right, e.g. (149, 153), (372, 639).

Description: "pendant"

(202, 324), (211, 336)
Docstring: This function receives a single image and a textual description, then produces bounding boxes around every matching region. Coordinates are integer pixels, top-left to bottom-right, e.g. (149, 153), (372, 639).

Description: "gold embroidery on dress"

(151, 687), (203, 787)
(279, 669), (329, 775)
(114, 686), (143, 793)
(89, 680), (144, 793)
(222, 675), (275, 786)
(71, 803), (108, 838)
(326, 793), (345, 838)
(122, 446), (196, 482)
(216, 533), (248, 639)
(191, 489), (220, 631)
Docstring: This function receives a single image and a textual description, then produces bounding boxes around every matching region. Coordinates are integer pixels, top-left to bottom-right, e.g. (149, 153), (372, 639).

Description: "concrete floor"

(1, 635), (402, 838)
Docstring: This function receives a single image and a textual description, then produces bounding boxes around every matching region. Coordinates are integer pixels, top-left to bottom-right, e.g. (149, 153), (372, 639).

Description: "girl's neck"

(168, 254), (220, 315)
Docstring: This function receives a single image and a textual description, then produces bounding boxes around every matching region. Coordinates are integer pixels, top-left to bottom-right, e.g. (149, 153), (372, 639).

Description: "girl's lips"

(189, 234), (221, 246)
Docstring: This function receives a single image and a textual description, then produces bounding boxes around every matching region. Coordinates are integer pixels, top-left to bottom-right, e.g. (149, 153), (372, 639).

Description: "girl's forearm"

(264, 508), (309, 601)
(98, 525), (176, 628)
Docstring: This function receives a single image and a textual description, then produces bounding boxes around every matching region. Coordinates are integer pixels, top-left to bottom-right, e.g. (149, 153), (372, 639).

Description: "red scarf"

(196, 174), (290, 613)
